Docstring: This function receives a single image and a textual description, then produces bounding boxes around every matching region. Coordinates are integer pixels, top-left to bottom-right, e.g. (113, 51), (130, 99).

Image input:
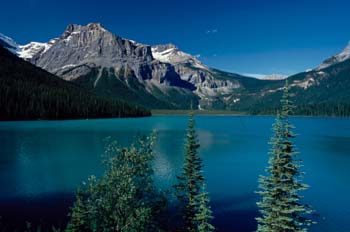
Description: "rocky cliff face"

(14, 23), (244, 109)
(151, 43), (241, 98)
(32, 23), (153, 80)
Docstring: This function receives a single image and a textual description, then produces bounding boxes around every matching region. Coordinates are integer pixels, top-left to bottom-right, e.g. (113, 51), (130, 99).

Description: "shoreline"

(151, 110), (350, 118)
(151, 109), (247, 116)
(1, 112), (349, 122)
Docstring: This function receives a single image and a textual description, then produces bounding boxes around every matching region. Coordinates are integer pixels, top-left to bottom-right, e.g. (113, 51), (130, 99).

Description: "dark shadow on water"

(0, 193), (259, 231)
(0, 193), (75, 231)
(212, 195), (259, 232)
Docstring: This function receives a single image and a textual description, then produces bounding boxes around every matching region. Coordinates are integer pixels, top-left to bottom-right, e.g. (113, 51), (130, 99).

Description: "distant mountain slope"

(229, 59), (350, 116)
(0, 46), (150, 120)
(316, 41), (350, 70)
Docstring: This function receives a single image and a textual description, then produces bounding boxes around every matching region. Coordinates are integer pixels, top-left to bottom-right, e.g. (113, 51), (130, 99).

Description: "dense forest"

(0, 46), (150, 120)
(247, 100), (350, 117)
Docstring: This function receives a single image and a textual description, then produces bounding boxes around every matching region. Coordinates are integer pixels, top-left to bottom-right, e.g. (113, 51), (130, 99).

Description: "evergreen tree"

(195, 184), (215, 232)
(256, 81), (314, 232)
(66, 189), (90, 231)
(175, 114), (214, 232)
(66, 134), (165, 232)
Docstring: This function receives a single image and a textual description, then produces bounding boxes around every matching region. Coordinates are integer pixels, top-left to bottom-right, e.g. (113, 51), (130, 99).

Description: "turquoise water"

(0, 116), (349, 231)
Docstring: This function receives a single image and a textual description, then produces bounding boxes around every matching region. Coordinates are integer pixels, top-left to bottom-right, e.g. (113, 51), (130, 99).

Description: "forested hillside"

(225, 60), (350, 117)
(0, 46), (150, 120)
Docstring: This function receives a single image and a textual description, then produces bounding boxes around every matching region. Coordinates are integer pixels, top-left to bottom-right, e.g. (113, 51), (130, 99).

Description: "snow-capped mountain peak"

(0, 33), (56, 60)
(18, 41), (52, 59)
(151, 43), (208, 70)
(316, 41), (350, 70)
(151, 44), (177, 63)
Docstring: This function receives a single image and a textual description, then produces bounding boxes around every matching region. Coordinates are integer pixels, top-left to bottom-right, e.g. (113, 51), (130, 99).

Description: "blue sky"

(1, 0), (350, 75)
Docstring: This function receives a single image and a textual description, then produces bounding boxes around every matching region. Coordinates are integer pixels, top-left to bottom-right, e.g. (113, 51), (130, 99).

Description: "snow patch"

(151, 47), (176, 63)
(192, 62), (209, 70)
(232, 98), (240, 103)
(243, 73), (289, 80)
(18, 42), (51, 59)
(0, 33), (56, 60)
(93, 67), (103, 87)
(292, 78), (315, 89)
(151, 44), (209, 71)
(61, 64), (77, 69)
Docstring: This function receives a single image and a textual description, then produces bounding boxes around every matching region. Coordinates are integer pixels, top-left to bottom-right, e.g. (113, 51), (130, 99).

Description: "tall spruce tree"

(66, 134), (165, 232)
(195, 183), (215, 232)
(256, 81), (314, 232)
(175, 113), (214, 232)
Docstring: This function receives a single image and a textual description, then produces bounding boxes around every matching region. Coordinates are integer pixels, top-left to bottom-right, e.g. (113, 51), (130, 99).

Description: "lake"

(0, 116), (349, 231)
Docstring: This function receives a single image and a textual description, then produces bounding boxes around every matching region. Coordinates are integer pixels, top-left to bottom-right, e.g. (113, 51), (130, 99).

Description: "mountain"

(1, 23), (257, 110)
(151, 43), (208, 70)
(0, 45), (150, 120)
(230, 58), (350, 116)
(2, 23), (350, 116)
(187, 41), (350, 116)
(316, 41), (350, 70)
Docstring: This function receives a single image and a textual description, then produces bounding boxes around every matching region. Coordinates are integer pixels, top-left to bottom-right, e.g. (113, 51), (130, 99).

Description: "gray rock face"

(150, 43), (240, 95)
(2, 23), (248, 109)
(32, 23), (154, 78)
(24, 23), (244, 109)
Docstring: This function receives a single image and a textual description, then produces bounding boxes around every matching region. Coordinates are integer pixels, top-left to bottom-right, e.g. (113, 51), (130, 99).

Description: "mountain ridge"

(316, 41), (350, 70)
(1, 23), (350, 116)
(1, 23), (252, 110)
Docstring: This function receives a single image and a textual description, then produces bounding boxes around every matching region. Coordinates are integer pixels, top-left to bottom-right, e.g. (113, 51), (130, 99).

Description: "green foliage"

(175, 114), (214, 232)
(256, 81), (315, 231)
(0, 46), (150, 120)
(195, 184), (215, 232)
(66, 134), (166, 232)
